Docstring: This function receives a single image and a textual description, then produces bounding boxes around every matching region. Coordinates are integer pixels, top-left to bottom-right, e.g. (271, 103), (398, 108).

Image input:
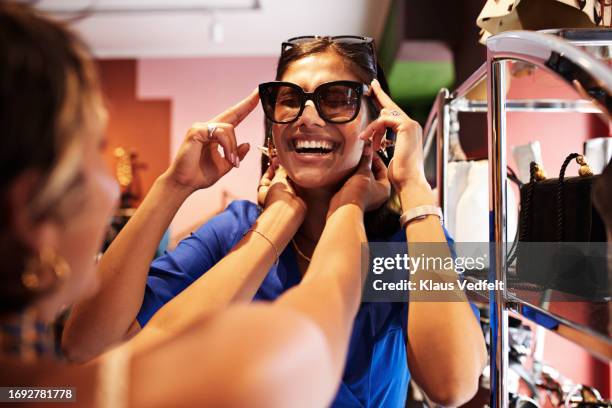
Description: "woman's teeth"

(293, 139), (335, 154)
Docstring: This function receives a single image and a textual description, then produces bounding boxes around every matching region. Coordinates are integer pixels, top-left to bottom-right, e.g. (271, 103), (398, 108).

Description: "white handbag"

(446, 160), (519, 243)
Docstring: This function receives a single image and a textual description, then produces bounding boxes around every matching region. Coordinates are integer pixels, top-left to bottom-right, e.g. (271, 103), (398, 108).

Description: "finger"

(370, 78), (401, 110)
(262, 162), (275, 183)
(371, 128), (385, 152)
(212, 88), (260, 126)
(236, 142), (250, 161)
(356, 144), (373, 175)
(260, 176), (271, 188)
(357, 118), (390, 145)
(372, 153), (388, 180)
(257, 185), (269, 207)
(272, 165), (288, 182)
(209, 126), (239, 168)
(214, 123), (239, 151)
(358, 115), (412, 144)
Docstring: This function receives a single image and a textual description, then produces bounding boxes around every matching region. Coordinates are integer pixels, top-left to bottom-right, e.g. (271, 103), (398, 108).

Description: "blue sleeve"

(136, 200), (258, 326)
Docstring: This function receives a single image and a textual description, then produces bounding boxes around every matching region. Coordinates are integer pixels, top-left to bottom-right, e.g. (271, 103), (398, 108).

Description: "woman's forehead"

(281, 52), (361, 91)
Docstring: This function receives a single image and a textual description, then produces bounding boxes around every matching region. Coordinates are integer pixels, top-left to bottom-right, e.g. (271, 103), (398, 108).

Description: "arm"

(275, 203), (366, 375)
(400, 183), (487, 407)
(26, 151), (382, 408)
(62, 90), (259, 362)
(127, 163), (307, 351)
(132, 199), (370, 407)
(140, 197), (304, 340)
(362, 79), (487, 407)
(270, 145), (389, 376)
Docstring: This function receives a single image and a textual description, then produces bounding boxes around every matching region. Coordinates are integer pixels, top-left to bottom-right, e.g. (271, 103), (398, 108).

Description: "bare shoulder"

(1, 306), (333, 408)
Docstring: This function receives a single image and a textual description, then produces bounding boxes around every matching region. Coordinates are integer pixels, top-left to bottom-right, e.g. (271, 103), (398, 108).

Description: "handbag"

(443, 160), (519, 243)
(512, 153), (609, 299)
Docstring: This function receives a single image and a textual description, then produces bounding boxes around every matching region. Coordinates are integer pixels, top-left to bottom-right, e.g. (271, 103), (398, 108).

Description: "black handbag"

(512, 153), (609, 299)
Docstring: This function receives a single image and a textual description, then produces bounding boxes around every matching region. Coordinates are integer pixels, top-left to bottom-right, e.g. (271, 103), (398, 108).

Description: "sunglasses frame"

(259, 80), (370, 124)
(281, 35), (378, 74)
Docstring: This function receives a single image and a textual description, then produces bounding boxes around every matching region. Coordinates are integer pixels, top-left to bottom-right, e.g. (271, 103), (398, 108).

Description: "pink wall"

(136, 57), (277, 241)
(506, 68), (608, 175)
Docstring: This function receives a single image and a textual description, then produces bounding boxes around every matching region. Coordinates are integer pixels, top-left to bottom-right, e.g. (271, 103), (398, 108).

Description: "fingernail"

(371, 79), (379, 87)
(234, 156), (240, 168)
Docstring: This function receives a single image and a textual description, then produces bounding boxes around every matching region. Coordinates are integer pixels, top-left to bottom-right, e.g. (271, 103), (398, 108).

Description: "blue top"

(137, 200), (478, 408)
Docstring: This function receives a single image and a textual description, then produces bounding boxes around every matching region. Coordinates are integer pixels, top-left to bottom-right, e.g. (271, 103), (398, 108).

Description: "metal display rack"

(422, 29), (612, 407)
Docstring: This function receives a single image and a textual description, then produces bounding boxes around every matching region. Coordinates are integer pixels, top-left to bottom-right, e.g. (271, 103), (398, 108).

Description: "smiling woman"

(62, 34), (487, 407)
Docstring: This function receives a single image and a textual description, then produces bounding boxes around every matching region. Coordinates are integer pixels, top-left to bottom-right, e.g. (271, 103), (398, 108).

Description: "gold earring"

(266, 136), (277, 159)
(21, 248), (70, 291)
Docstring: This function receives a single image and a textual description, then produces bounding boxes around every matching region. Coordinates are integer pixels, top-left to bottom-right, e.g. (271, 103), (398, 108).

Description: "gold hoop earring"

(21, 248), (71, 291)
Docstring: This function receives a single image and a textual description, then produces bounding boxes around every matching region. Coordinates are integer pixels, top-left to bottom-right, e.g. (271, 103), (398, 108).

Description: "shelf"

(421, 28), (612, 407)
(509, 298), (612, 362)
(462, 270), (611, 362)
(450, 98), (603, 113)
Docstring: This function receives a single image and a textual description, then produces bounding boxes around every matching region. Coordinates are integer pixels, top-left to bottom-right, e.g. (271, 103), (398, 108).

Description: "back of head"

(0, 2), (100, 314)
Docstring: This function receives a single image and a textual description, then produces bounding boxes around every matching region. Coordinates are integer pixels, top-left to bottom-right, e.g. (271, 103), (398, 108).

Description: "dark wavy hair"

(260, 37), (400, 239)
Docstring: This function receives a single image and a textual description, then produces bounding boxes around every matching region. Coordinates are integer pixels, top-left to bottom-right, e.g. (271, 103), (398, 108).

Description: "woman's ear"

(6, 170), (60, 256)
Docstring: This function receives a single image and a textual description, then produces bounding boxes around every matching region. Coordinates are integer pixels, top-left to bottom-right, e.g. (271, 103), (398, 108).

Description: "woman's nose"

(295, 100), (325, 127)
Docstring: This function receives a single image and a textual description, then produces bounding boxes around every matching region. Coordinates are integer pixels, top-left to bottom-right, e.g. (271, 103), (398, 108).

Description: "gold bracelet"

(244, 228), (280, 266)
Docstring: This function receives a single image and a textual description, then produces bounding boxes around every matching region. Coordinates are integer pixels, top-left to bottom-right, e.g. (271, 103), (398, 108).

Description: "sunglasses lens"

(261, 84), (301, 123)
(260, 82), (363, 124)
(319, 84), (360, 123)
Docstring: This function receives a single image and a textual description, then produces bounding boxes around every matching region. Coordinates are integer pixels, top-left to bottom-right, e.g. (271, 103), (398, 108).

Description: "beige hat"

(476, 0), (605, 43)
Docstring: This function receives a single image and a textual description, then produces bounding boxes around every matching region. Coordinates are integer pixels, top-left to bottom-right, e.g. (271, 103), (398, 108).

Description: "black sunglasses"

(281, 35), (378, 75)
(259, 80), (371, 124)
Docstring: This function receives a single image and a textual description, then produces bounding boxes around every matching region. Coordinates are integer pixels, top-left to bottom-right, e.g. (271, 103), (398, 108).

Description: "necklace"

(291, 238), (311, 263)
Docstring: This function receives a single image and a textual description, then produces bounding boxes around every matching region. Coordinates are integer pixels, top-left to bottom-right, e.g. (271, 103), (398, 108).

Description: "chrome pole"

(435, 88), (450, 218)
(487, 58), (509, 408)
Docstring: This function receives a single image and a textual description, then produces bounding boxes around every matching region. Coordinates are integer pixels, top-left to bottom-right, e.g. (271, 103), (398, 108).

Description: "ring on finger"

(380, 138), (395, 149)
(207, 124), (218, 140)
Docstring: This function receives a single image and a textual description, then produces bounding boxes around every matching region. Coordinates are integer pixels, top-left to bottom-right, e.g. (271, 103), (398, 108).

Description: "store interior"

(24, 0), (612, 406)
